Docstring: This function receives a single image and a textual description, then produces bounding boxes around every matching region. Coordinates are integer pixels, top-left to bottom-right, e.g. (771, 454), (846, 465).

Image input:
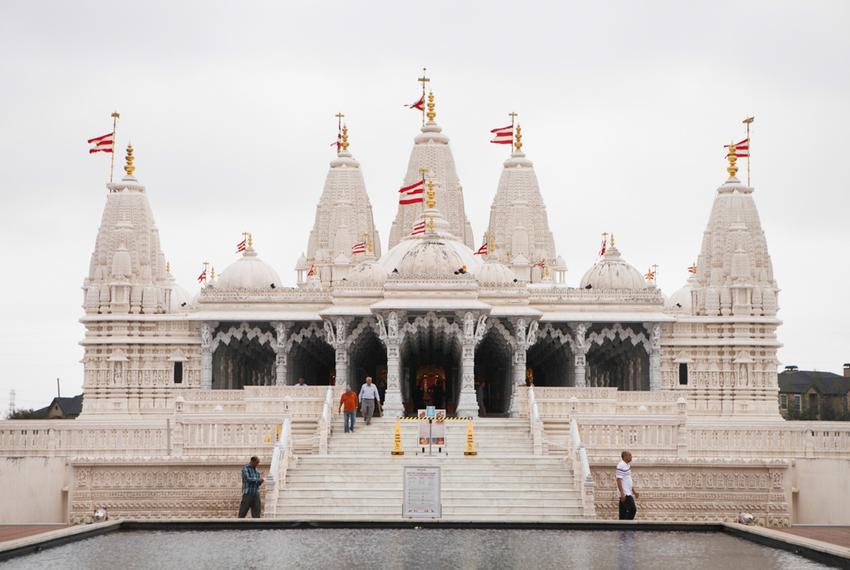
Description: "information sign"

(402, 465), (441, 518)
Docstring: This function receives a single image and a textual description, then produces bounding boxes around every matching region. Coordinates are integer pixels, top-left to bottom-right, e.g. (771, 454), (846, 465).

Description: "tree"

(7, 408), (41, 419)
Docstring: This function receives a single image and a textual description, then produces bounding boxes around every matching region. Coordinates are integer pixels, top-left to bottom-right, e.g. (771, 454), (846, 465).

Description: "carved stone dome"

(477, 259), (516, 285)
(397, 239), (466, 278)
(217, 246), (281, 290)
(347, 258), (387, 286)
(667, 276), (697, 313)
(579, 245), (646, 290)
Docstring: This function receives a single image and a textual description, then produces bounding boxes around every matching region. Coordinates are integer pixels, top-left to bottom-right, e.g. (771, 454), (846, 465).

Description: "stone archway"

(586, 324), (650, 390)
(211, 323), (277, 389)
(286, 322), (335, 385)
(526, 323), (575, 387)
(347, 318), (387, 393)
(475, 325), (513, 416)
(400, 314), (463, 416)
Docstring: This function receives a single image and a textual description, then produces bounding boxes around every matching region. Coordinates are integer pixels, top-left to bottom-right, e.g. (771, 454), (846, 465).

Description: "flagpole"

(509, 111), (518, 155)
(743, 116), (754, 186)
(418, 68), (429, 127)
(109, 111), (120, 183)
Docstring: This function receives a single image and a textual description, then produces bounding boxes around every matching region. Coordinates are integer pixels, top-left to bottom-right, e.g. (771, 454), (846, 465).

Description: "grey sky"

(1, 1), (848, 412)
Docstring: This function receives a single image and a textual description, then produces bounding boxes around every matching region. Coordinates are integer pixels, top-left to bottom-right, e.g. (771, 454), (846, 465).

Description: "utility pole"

(56, 378), (61, 399)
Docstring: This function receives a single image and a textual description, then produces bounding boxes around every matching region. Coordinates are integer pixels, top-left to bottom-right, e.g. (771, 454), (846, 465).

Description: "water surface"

(0, 528), (830, 569)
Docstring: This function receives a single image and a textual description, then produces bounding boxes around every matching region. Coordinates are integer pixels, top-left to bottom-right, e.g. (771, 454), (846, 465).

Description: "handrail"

(528, 386), (544, 455)
(317, 386), (334, 455)
(263, 417), (293, 518)
(570, 417), (596, 518)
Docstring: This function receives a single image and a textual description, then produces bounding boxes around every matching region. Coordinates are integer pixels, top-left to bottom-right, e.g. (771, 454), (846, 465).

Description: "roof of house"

(51, 395), (84, 416)
(779, 370), (850, 396)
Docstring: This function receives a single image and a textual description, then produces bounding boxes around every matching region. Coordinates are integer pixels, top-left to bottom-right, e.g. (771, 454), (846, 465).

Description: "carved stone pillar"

(380, 312), (404, 417)
(572, 322), (590, 388)
(324, 317), (349, 388)
(200, 322), (213, 390)
(457, 341), (479, 418)
(273, 322), (288, 386)
(335, 347), (349, 388)
(647, 322), (662, 391)
(384, 339), (403, 416)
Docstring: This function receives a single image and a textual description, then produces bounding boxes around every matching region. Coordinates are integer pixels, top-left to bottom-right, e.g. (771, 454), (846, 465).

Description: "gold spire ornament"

(426, 178), (436, 209)
(166, 261), (171, 274)
(610, 233), (616, 248)
(726, 140), (739, 178)
(514, 124), (523, 152)
(341, 124), (349, 151)
(426, 91), (436, 123)
(123, 144), (135, 177)
(247, 232), (253, 247)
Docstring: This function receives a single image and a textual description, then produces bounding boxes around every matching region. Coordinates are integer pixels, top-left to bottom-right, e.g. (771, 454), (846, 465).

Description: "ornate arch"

(484, 319), (516, 350)
(345, 316), (381, 350)
(536, 322), (576, 351)
(402, 312), (463, 343)
(211, 322), (276, 352)
(285, 321), (327, 352)
(587, 323), (650, 352)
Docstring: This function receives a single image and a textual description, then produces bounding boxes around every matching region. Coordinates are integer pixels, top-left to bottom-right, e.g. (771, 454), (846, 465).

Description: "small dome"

(217, 246), (281, 290)
(553, 255), (567, 271)
(579, 245), (646, 290)
(166, 273), (191, 311)
(347, 259), (387, 286)
(294, 252), (308, 271)
(397, 239), (465, 278)
(477, 259), (516, 285)
(667, 277), (697, 312)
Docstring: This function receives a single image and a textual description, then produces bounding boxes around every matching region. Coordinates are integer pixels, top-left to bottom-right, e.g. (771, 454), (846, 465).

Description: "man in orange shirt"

(339, 386), (358, 433)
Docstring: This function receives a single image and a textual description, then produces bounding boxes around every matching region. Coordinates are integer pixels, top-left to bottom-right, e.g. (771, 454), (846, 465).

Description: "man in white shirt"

(295, 377), (307, 387)
(358, 376), (381, 425)
(616, 450), (639, 520)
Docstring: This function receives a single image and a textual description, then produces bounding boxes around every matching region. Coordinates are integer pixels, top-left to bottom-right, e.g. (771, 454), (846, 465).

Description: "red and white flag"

(725, 138), (750, 158)
(330, 132), (341, 151)
(399, 179), (425, 205)
(490, 124), (513, 145)
(88, 132), (114, 154)
(532, 259), (546, 269)
(307, 264), (316, 277)
(236, 239), (247, 253)
(474, 240), (488, 255)
(196, 268), (207, 283)
(406, 95), (425, 111)
(599, 238), (607, 257)
(411, 220), (426, 236)
(351, 242), (366, 255)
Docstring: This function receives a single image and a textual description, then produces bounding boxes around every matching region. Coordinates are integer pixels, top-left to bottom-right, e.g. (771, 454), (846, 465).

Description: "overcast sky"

(1, 1), (848, 413)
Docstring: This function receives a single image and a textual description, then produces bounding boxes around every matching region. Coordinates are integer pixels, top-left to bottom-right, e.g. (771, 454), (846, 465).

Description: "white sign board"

(402, 465), (441, 518)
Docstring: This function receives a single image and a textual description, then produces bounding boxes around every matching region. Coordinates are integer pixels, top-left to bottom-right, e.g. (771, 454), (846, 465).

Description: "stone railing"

(516, 386), (681, 417)
(687, 422), (850, 459)
(527, 386), (544, 455)
(0, 421), (168, 457)
(529, 287), (665, 305)
(317, 386), (334, 455)
(176, 386), (327, 417)
(177, 416), (285, 457)
(263, 417), (293, 518)
(570, 417), (596, 517)
(579, 416), (683, 460)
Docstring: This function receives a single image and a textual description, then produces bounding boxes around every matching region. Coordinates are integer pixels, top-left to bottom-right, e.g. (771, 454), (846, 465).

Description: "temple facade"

(77, 93), (781, 422)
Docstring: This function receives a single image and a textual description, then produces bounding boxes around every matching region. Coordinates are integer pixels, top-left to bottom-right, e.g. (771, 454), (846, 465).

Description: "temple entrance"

(212, 323), (276, 389)
(526, 324), (575, 387)
(287, 323), (335, 385)
(474, 328), (513, 415)
(586, 325), (649, 390)
(400, 322), (461, 416)
(349, 325), (387, 396)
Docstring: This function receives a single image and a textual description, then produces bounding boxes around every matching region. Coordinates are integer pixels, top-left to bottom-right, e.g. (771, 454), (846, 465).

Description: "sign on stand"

(417, 409), (446, 454)
(402, 465), (441, 518)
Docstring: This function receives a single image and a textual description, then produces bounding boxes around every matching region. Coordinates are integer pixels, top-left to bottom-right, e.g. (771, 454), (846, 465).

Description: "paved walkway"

(0, 525), (67, 544)
(779, 526), (850, 549)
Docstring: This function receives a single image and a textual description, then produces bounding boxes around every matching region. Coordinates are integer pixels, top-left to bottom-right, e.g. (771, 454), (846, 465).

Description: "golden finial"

(124, 144), (135, 176)
(426, 90), (436, 122)
(341, 124), (349, 151)
(487, 231), (495, 254)
(610, 233), (616, 248)
(210, 266), (216, 281)
(426, 178), (436, 208)
(166, 261), (171, 274)
(688, 261), (697, 274)
(726, 140), (738, 178)
(514, 124), (523, 151)
(111, 111), (120, 120)
(247, 232), (253, 247)
(365, 232), (373, 253)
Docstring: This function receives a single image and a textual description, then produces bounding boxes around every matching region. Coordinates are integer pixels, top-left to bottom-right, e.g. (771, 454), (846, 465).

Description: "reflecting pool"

(1, 528), (831, 569)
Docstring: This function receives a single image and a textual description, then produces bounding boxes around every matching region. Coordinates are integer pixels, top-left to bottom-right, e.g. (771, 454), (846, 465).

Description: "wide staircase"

(273, 416), (588, 521)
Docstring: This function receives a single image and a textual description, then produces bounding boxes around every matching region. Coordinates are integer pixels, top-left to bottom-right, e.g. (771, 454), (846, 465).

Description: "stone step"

(274, 505), (584, 517)
(275, 489), (579, 499)
(278, 497), (582, 508)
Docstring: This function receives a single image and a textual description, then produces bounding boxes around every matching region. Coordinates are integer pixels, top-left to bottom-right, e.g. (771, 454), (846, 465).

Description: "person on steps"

(339, 385), (358, 433)
(358, 376), (381, 425)
(616, 450), (639, 520)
